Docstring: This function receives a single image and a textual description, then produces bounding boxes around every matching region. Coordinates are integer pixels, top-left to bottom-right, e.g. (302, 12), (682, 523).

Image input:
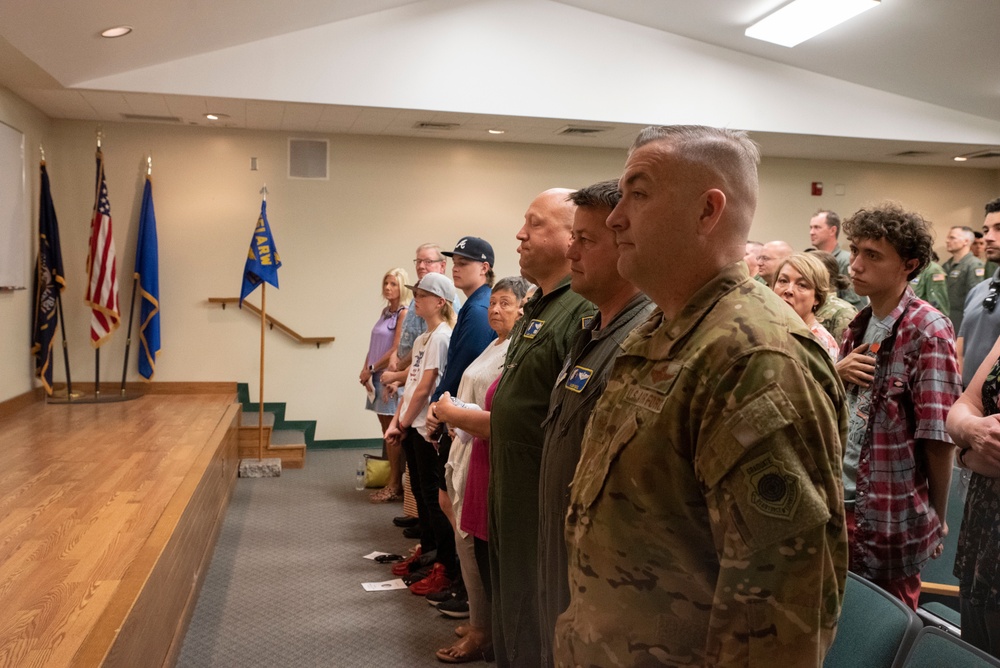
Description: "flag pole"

(94, 128), (102, 401)
(258, 183), (268, 461)
(119, 154), (151, 397)
(56, 293), (73, 400)
(259, 282), (266, 461)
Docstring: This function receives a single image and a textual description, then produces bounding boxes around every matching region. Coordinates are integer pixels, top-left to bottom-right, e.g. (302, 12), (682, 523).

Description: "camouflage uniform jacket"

(537, 292), (654, 666)
(554, 262), (848, 667)
(814, 295), (857, 346)
(489, 275), (595, 666)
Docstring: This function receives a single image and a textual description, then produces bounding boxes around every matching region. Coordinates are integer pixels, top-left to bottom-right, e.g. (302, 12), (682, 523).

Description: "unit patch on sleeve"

(564, 366), (595, 393)
(741, 452), (801, 520)
(523, 319), (545, 339)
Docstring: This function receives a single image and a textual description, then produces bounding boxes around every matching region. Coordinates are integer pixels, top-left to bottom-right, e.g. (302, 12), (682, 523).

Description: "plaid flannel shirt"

(840, 286), (961, 581)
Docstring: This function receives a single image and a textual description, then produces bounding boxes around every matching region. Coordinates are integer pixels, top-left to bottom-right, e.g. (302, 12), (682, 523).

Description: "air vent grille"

(965, 150), (1000, 160)
(120, 113), (183, 123)
(557, 125), (611, 136)
(413, 122), (459, 131)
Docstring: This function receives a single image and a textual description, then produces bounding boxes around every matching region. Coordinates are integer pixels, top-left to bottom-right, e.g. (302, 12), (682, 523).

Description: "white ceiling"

(1, 0), (998, 168)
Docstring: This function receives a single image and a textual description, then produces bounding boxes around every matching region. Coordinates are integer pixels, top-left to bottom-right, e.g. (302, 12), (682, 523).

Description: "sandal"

(435, 635), (494, 663)
(369, 487), (403, 503)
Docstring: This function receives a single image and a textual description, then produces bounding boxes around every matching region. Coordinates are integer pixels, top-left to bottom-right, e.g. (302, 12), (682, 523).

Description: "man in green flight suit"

(554, 125), (848, 667)
(489, 188), (595, 667)
(910, 251), (950, 315)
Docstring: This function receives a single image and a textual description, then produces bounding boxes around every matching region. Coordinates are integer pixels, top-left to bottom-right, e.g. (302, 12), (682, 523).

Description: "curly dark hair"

(843, 204), (933, 281)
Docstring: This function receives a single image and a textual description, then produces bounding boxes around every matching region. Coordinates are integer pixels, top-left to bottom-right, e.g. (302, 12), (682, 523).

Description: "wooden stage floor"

(0, 391), (240, 668)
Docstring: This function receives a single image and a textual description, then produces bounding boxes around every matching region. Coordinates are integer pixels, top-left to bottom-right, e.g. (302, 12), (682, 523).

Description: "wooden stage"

(0, 389), (240, 667)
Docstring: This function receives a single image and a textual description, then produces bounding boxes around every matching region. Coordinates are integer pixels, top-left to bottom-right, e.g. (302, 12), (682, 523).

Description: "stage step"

(237, 412), (306, 469)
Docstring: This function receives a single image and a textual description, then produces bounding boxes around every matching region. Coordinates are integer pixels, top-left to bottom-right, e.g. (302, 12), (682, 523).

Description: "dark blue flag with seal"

(31, 162), (66, 395)
(134, 175), (161, 380)
(240, 199), (281, 307)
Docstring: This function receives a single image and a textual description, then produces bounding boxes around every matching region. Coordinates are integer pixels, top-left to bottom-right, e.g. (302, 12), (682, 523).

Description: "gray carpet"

(177, 449), (466, 667)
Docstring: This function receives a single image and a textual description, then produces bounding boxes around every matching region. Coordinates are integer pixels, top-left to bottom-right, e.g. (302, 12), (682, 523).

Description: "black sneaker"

(426, 578), (467, 606)
(437, 597), (470, 619)
(393, 515), (419, 528)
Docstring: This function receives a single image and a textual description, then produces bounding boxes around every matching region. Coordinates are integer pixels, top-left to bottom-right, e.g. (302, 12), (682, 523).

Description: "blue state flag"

(134, 175), (161, 380)
(240, 199), (281, 307)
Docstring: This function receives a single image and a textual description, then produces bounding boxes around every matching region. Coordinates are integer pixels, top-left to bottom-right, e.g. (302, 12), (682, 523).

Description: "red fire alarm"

(811, 182), (823, 196)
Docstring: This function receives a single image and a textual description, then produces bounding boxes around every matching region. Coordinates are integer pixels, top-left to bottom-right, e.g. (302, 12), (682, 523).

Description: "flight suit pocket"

(572, 412), (638, 510)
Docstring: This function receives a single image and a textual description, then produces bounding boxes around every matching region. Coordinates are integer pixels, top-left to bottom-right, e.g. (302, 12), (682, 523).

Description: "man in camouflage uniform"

(536, 180), (653, 665)
(490, 188), (595, 667)
(553, 125), (848, 666)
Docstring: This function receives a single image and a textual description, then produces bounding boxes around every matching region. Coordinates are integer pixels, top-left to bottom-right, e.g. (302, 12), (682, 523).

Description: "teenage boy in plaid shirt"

(836, 203), (962, 609)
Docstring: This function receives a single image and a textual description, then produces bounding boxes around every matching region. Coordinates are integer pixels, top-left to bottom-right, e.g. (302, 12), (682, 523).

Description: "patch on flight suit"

(976, 267), (986, 277)
(523, 319), (545, 339)
(564, 366), (594, 393)
(581, 315), (593, 329)
(741, 452), (801, 520)
(950, 269), (961, 278)
(932, 273), (946, 282)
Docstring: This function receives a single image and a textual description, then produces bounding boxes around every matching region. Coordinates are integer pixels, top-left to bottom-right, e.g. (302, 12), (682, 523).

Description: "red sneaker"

(409, 563), (451, 596)
(391, 546), (421, 576)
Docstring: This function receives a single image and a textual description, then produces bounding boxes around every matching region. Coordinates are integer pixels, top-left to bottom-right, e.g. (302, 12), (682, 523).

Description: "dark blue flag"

(134, 175), (161, 380)
(240, 199), (281, 306)
(31, 162), (66, 395)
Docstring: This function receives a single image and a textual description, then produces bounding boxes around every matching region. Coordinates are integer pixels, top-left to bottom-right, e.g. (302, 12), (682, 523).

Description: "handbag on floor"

(363, 454), (391, 488)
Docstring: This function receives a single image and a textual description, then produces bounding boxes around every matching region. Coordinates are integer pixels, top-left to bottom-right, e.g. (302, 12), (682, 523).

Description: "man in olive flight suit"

(489, 188), (595, 667)
(536, 180), (653, 666)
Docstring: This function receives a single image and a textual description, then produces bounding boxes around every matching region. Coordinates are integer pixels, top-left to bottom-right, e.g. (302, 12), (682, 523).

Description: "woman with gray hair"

(425, 276), (532, 664)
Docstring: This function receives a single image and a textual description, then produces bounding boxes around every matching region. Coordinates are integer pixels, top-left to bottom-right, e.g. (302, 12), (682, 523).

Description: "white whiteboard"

(0, 121), (27, 289)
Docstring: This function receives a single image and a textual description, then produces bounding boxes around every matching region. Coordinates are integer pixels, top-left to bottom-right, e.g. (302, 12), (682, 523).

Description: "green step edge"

(236, 383), (382, 450)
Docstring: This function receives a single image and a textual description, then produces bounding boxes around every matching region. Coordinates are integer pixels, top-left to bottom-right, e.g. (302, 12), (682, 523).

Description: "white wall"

(0, 87), (51, 404)
(2, 95), (998, 440)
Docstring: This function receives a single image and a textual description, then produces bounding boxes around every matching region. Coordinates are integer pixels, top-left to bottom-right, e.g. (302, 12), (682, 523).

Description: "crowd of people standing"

(357, 123), (1000, 665)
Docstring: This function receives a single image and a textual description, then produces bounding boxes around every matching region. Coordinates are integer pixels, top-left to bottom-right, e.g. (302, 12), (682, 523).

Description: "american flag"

(85, 149), (120, 347)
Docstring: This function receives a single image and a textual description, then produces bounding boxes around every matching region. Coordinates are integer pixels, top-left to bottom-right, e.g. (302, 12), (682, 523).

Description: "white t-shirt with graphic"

(399, 322), (452, 438)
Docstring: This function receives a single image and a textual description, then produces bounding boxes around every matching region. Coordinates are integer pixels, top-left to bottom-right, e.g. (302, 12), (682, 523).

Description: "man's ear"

(696, 189), (726, 237)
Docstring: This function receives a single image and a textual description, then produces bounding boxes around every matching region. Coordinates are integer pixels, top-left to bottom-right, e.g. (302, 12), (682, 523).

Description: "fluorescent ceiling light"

(487, 129), (505, 135)
(745, 0), (879, 48)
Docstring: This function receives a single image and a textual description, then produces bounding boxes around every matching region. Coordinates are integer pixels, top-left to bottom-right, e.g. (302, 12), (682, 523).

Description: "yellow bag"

(364, 454), (391, 488)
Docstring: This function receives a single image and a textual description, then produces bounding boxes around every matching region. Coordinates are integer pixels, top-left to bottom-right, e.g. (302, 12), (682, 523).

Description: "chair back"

(901, 626), (1000, 667)
(824, 572), (922, 668)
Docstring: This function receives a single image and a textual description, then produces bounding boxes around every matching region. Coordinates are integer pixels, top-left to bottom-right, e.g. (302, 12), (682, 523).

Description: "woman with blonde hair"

(362, 267), (411, 502)
(772, 253), (840, 359)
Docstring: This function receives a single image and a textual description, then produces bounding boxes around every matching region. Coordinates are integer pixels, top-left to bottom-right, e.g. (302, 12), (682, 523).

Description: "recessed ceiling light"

(745, 0), (879, 48)
(953, 156), (968, 162)
(204, 113), (230, 121)
(101, 26), (133, 38)
(487, 129), (505, 135)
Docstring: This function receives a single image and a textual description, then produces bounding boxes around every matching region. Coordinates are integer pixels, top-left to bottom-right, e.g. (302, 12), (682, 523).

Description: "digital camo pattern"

(554, 263), (848, 667)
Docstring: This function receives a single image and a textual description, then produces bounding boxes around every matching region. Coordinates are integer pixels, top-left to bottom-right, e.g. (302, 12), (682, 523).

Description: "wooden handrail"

(208, 297), (335, 348)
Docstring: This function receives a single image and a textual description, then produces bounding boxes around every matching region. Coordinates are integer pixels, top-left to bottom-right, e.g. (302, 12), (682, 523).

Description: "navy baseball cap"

(443, 236), (495, 267)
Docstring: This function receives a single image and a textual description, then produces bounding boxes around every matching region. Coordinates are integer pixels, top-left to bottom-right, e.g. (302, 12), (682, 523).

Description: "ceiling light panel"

(745, 0), (880, 48)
